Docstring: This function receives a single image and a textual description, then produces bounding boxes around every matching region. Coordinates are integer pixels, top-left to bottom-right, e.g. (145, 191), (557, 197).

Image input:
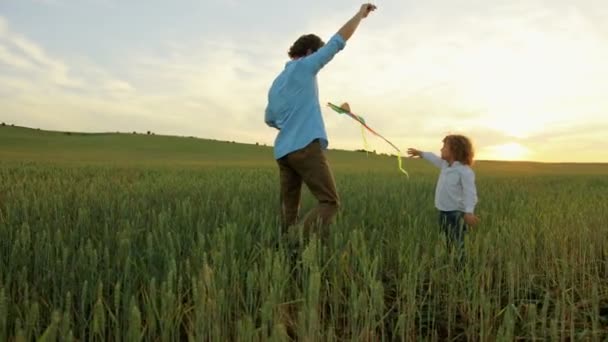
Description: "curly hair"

(288, 34), (325, 59)
(443, 134), (475, 166)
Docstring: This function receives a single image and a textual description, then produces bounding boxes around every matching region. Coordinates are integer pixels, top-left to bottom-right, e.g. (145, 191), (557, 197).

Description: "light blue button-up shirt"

(422, 152), (478, 213)
(265, 33), (346, 160)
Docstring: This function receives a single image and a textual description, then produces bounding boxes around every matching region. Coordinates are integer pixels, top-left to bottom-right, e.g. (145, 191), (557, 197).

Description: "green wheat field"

(1, 125), (607, 341)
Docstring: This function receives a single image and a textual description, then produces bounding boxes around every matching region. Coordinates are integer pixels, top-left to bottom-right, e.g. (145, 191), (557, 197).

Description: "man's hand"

(338, 3), (378, 41)
(358, 3), (377, 19)
(407, 148), (422, 158)
(464, 213), (479, 226)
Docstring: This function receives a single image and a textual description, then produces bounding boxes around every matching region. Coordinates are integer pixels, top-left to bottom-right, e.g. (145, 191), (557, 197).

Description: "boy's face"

(440, 141), (452, 161)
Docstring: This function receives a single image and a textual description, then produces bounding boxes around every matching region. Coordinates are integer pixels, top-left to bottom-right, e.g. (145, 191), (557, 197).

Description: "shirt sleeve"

(300, 33), (346, 74)
(421, 152), (445, 169)
(264, 107), (278, 129)
(461, 167), (478, 213)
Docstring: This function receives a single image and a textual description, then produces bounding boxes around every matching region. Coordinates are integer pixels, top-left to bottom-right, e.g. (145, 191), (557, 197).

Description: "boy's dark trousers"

(439, 210), (468, 267)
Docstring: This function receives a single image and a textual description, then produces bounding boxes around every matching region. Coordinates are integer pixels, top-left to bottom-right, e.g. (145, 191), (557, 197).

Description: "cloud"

(0, 17), (5, 33)
(0, 16), (146, 131)
(117, 38), (279, 137)
(0, 15), (281, 140)
(0, 45), (34, 70)
(0, 17), (84, 88)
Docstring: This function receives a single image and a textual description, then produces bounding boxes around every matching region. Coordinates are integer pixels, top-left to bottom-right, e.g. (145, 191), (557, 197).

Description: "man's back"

(265, 33), (347, 160)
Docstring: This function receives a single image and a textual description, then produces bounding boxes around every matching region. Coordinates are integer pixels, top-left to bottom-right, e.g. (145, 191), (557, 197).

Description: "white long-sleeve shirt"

(421, 152), (478, 213)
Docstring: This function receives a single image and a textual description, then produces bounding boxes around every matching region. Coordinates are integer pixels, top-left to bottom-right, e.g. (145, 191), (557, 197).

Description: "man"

(265, 4), (377, 237)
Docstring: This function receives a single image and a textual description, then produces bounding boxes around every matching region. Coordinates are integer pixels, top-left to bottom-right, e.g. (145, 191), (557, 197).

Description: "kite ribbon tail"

(360, 124), (369, 156)
(396, 151), (409, 178)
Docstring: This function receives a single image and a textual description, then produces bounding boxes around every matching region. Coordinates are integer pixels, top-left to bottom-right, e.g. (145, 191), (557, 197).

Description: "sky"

(1, 0), (607, 162)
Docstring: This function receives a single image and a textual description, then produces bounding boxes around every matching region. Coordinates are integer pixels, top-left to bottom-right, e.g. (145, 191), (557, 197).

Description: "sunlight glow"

(482, 142), (530, 161)
(456, 30), (590, 139)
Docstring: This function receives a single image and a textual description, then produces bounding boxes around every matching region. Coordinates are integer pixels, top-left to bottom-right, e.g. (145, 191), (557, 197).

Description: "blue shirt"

(265, 33), (347, 159)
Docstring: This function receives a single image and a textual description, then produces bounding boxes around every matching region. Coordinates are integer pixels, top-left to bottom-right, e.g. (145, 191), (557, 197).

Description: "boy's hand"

(464, 213), (479, 226)
(407, 148), (422, 158)
(358, 3), (377, 18)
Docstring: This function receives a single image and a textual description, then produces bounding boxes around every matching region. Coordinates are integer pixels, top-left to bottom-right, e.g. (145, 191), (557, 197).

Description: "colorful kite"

(327, 102), (408, 177)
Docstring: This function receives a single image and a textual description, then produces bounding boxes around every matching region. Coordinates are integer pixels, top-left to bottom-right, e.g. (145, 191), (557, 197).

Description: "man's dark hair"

(288, 34), (325, 59)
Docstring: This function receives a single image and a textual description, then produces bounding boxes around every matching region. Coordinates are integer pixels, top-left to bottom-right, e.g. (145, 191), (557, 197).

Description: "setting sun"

(456, 30), (593, 140)
(481, 142), (530, 161)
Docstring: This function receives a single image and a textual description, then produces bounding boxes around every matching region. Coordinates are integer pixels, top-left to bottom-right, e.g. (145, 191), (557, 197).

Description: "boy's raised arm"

(407, 148), (445, 169)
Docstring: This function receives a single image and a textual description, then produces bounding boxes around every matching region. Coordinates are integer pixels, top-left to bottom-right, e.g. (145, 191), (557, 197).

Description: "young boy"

(408, 135), (479, 264)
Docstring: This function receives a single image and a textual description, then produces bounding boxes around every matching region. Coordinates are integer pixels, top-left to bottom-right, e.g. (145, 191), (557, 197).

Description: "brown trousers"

(277, 139), (340, 236)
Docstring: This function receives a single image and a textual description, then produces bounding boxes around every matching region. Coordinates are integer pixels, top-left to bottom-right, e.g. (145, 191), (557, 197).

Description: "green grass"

(1, 125), (607, 340)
